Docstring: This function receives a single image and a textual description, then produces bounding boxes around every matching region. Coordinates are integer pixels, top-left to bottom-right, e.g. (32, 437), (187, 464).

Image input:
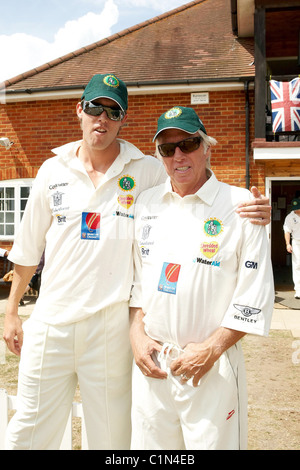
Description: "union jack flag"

(270, 78), (300, 132)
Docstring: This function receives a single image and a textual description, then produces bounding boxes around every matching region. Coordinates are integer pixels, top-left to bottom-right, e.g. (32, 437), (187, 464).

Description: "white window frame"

(0, 179), (33, 241)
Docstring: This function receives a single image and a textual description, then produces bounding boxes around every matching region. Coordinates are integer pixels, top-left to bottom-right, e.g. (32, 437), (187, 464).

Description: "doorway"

(267, 178), (300, 289)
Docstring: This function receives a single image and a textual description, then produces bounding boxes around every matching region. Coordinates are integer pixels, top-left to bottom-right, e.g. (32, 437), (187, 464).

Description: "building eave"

(3, 77), (255, 103)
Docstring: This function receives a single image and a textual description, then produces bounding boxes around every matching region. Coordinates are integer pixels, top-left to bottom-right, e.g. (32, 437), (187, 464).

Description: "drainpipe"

(244, 81), (250, 190)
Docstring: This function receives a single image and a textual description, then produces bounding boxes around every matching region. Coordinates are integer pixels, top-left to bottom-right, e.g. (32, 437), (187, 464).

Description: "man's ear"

(205, 146), (211, 160)
(76, 101), (83, 117)
(121, 113), (128, 127)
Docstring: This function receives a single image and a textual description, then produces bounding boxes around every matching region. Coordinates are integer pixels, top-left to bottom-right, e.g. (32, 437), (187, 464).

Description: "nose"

(173, 146), (185, 160)
(97, 109), (108, 122)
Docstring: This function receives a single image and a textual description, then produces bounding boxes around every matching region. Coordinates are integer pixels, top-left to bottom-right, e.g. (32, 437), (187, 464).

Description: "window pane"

(5, 188), (14, 198)
(6, 225), (14, 236)
(0, 225), (3, 235)
(21, 187), (31, 198)
(21, 200), (28, 211)
(6, 212), (14, 223)
(6, 200), (15, 211)
(0, 213), (3, 223)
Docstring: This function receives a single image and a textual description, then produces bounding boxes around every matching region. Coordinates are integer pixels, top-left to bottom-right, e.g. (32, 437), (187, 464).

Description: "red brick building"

(0, 0), (299, 285)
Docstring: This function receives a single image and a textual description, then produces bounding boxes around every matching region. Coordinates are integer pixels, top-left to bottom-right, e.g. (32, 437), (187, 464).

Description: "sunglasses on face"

(82, 100), (125, 121)
(157, 136), (202, 158)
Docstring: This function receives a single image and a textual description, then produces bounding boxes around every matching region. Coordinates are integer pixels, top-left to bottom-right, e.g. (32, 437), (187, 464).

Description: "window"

(0, 179), (33, 240)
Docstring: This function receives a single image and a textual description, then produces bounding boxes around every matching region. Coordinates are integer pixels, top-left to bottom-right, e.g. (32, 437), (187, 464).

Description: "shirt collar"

(162, 169), (220, 205)
(52, 139), (144, 173)
(51, 139), (144, 163)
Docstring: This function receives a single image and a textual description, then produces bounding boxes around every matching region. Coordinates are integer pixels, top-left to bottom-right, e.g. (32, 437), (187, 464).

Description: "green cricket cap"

(81, 74), (128, 112)
(153, 106), (207, 141)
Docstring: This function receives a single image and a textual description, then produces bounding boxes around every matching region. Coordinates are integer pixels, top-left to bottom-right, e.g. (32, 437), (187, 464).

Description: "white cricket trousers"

(5, 302), (132, 450)
(131, 342), (248, 450)
(292, 239), (300, 296)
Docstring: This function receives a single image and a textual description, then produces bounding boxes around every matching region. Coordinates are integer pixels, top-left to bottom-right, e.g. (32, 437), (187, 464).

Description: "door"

(266, 177), (300, 289)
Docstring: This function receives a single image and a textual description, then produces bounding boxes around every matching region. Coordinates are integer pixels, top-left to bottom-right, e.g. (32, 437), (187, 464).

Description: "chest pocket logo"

(81, 212), (101, 240)
(158, 262), (181, 295)
(118, 175), (135, 191)
(204, 218), (223, 237)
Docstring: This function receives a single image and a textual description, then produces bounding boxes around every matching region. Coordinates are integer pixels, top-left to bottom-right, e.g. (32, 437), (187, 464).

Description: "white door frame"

(266, 176), (300, 244)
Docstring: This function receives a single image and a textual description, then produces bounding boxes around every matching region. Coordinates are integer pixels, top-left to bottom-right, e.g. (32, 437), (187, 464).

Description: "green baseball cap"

(153, 106), (207, 141)
(291, 198), (300, 210)
(81, 74), (128, 112)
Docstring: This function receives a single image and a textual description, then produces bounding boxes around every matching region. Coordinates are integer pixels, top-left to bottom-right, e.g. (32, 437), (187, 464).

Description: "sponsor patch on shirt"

(233, 304), (261, 324)
(56, 214), (67, 225)
(245, 260), (258, 269)
(52, 191), (64, 207)
(204, 218), (223, 237)
(117, 194), (134, 209)
(118, 175), (135, 192)
(158, 262), (181, 295)
(200, 241), (219, 258)
(81, 212), (100, 240)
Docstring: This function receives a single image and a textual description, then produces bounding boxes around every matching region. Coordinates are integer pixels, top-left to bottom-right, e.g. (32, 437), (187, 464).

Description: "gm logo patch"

(245, 260), (258, 269)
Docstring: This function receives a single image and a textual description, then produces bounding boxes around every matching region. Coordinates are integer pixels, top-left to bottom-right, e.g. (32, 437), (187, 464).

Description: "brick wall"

(0, 99), (81, 180)
(0, 89), (265, 188)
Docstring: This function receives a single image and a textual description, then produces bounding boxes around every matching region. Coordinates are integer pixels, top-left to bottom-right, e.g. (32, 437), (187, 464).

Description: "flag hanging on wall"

(269, 77), (300, 133)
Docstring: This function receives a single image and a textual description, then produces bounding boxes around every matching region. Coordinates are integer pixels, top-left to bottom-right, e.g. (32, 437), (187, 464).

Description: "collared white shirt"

(130, 171), (274, 347)
(283, 211), (300, 240)
(9, 139), (166, 325)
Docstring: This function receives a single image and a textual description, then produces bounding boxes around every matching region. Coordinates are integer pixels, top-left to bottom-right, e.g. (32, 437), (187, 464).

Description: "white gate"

(0, 389), (88, 450)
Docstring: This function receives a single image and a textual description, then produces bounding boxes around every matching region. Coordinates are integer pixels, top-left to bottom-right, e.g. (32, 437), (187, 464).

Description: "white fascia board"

(253, 147), (300, 160)
(3, 89), (83, 103)
(3, 81), (249, 103)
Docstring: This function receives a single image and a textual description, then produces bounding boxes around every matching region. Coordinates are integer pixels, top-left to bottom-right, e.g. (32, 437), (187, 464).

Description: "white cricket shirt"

(283, 211), (300, 240)
(9, 139), (166, 325)
(130, 171), (274, 348)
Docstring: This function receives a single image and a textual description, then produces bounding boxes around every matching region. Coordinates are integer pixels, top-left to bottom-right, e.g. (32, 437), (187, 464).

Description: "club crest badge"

(204, 218), (223, 237)
(103, 75), (119, 88)
(118, 175), (135, 192)
(164, 107), (182, 119)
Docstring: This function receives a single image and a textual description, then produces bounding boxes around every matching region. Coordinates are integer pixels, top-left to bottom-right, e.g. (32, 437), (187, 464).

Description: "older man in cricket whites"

(129, 106), (274, 450)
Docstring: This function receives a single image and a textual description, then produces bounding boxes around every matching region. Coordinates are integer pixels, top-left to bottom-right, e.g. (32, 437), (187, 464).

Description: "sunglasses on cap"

(157, 136), (202, 158)
(82, 100), (125, 121)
